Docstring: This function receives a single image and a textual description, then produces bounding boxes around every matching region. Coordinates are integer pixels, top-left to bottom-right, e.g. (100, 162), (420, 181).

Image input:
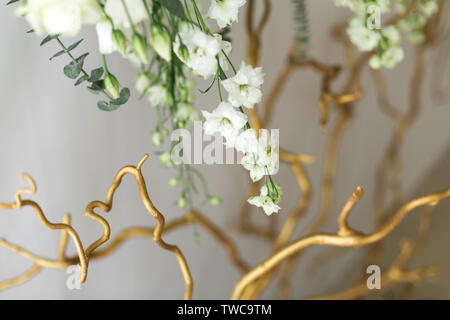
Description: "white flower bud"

(152, 131), (163, 146)
(150, 25), (172, 62)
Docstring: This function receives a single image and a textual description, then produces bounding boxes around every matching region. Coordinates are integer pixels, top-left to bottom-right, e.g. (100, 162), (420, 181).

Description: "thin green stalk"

(121, 0), (137, 33)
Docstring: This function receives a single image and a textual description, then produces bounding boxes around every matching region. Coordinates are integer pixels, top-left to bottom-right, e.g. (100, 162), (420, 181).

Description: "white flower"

(241, 154), (266, 182)
(202, 101), (248, 148)
(334, 0), (365, 15)
(135, 72), (152, 94)
(369, 54), (382, 70)
(347, 18), (380, 51)
(372, 0), (390, 14)
(239, 129), (279, 182)
(208, 0), (246, 28)
(381, 26), (400, 45)
(104, 0), (147, 29)
(175, 103), (201, 130)
(247, 184), (282, 216)
(173, 24), (222, 79)
(147, 85), (172, 107)
(222, 62), (264, 108)
(407, 31), (425, 43)
(381, 47), (404, 68)
(235, 129), (258, 154)
(79, 0), (103, 23)
(96, 20), (115, 54)
(248, 195), (280, 216)
(420, 0), (438, 17)
(16, 0), (101, 37)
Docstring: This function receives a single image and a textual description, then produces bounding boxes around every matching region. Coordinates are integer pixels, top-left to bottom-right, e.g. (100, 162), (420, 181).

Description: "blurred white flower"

(16, 0), (101, 37)
(174, 24), (222, 79)
(135, 72), (152, 94)
(208, 0), (246, 28)
(104, 0), (147, 29)
(222, 62), (264, 109)
(419, 0), (438, 17)
(96, 20), (115, 54)
(381, 26), (400, 45)
(369, 54), (382, 70)
(381, 46), (404, 68)
(202, 101), (248, 148)
(347, 18), (380, 51)
(175, 103), (201, 130)
(147, 85), (172, 108)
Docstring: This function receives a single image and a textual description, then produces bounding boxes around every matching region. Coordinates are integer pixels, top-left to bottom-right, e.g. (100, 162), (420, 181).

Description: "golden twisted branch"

(231, 186), (450, 299)
(0, 155), (252, 298)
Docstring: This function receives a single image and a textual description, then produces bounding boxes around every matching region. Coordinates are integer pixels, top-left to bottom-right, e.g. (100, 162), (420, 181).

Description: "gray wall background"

(0, 0), (449, 299)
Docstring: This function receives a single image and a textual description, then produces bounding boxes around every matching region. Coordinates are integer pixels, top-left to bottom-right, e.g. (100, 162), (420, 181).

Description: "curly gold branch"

(231, 187), (450, 299)
(0, 174), (88, 282)
(310, 240), (440, 300)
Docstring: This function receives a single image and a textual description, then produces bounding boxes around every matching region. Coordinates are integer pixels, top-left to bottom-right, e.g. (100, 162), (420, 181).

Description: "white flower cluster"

(15, 0), (102, 37)
(335, 0), (437, 69)
(168, 2), (281, 215)
(208, 0), (246, 29)
(174, 23), (231, 79)
(396, 0), (438, 43)
(200, 61), (281, 215)
(248, 183), (282, 216)
(14, 0), (282, 215)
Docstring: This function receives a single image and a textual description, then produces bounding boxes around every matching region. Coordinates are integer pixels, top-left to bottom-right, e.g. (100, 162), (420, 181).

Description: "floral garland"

(10, 0), (282, 216)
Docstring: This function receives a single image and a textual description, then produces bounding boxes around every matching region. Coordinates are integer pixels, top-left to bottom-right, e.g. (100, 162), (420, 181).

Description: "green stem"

(121, 0), (137, 33)
(222, 49), (237, 75)
(142, 0), (153, 23)
(183, 0), (194, 22)
(191, 0), (209, 32)
(101, 54), (109, 74)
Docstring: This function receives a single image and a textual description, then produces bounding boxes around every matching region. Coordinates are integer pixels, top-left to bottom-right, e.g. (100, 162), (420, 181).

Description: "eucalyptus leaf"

(49, 50), (66, 61)
(75, 75), (89, 86)
(76, 53), (89, 64)
(67, 39), (83, 52)
(110, 88), (130, 106)
(63, 61), (83, 79)
(88, 67), (104, 83)
(40, 34), (58, 46)
(63, 52), (89, 78)
(97, 100), (121, 112)
(87, 87), (101, 95)
(87, 80), (104, 94)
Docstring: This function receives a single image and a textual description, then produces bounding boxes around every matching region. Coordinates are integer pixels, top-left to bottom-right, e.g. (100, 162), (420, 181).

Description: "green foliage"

(292, 0), (309, 59)
(63, 53), (88, 79)
(6, 0), (20, 5)
(40, 35), (130, 111)
(157, 0), (187, 20)
(97, 88), (130, 111)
